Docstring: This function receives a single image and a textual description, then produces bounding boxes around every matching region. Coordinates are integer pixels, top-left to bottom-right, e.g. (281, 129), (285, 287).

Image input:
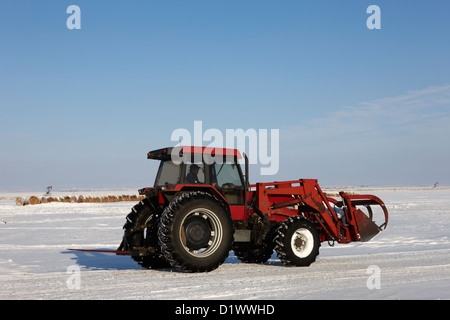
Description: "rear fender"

(177, 185), (249, 218)
(179, 185), (227, 204)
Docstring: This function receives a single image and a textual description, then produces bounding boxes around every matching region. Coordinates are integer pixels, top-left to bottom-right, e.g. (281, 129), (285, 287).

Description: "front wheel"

(275, 217), (320, 266)
(158, 191), (233, 272)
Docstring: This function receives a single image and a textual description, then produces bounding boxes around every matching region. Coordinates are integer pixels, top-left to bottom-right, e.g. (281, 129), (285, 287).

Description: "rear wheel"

(275, 217), (320, 266)
(123, 199), (171, 269)
(158, 191), (233, 272)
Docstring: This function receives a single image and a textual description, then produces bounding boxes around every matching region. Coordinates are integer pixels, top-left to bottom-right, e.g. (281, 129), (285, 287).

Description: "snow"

(1, 188), (450, 300)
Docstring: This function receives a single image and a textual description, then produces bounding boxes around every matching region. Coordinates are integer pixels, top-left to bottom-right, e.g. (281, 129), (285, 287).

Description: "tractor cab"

(142, 146), (247, 205)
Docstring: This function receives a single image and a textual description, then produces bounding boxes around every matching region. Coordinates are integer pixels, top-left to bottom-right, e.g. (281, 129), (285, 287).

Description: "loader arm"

(251, 179), (389, 244)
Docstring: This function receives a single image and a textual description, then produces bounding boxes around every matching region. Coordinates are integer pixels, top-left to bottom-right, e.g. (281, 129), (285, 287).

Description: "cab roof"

(147, 146), (242, 160)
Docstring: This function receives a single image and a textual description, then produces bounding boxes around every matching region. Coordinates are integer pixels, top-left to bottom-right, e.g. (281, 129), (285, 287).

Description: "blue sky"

(1, 0), (449, 191)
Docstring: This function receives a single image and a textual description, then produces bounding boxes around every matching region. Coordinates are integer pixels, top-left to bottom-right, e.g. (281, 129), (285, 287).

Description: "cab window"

(154, 160), (181, 186)
(214, 163), (243, 188)
(213, 162), (244, 205)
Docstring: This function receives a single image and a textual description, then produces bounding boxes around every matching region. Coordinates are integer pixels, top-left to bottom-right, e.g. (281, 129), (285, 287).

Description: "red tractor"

(117, 146), (388, 272)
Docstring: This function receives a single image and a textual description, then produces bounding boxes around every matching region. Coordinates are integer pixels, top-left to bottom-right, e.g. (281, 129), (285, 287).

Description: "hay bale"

(15, 197), (24, 206)
(77, 195), (85, 203)
(47, 197), (58, 203)
(324, 192), (340, 197)
(29, 196), (40, 205)
(40, 197), (48, 204)
(23, 196), (39, 205)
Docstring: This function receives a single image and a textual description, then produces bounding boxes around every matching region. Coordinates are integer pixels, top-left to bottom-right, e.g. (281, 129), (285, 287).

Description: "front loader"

(110, 146), (388, 272)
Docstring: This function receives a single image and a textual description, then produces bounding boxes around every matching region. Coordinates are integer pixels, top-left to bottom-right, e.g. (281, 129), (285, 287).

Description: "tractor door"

(211, 161), (245, 205)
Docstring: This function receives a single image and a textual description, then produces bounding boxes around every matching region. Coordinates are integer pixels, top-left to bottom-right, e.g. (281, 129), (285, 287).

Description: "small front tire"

(275, 217), (320, 266)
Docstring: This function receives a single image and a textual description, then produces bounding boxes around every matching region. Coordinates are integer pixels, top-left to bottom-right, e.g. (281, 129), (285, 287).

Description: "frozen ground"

(1, 188), (449, 300)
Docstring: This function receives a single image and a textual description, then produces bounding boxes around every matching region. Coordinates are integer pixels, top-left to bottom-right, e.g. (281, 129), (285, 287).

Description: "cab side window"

(214, 163), (243, 187)
(184, 163), (205, 184)
(213, 163), (244, 204)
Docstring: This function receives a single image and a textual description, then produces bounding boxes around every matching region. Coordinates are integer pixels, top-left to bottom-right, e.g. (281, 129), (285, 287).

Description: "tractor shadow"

(224, 252), (284, 267)
(63, 250), (284, 271)
(63, 249), (141, 271)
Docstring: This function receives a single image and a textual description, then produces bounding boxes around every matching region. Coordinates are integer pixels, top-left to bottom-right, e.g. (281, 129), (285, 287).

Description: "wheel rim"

(290, 228), (314, 258)
(179, 208), (223, 258)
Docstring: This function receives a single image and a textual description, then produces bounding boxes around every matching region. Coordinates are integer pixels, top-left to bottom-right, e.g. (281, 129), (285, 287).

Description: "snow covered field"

(1, 187), (450, 300)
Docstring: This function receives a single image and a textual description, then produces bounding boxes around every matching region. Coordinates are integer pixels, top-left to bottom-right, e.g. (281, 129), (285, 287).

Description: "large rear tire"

(158, 191), (233, 272)
(274, 217), (320, 266)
